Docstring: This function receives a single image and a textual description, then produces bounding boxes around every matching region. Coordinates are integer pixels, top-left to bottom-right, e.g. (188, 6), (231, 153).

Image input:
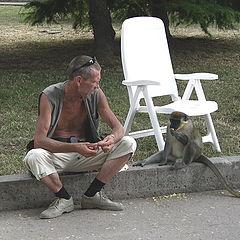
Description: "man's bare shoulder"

(39, 93), (51, 114)
(98, 88), (109, 103)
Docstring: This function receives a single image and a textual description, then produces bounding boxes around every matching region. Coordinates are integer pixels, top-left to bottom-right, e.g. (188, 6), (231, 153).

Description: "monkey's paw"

(172, 162), (186, 170)
(132, 161), (145, 167)
(170, 129), (178, 136)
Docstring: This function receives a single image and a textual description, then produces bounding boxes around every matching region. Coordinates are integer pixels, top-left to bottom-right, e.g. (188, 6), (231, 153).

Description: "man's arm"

(97, 89), (125, 152)
(34, 93), (98, 157)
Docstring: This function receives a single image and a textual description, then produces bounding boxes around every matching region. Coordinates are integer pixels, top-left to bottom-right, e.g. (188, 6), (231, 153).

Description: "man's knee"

(23, 148), (56, 180)
(109, 136), (137, 162)
(24, 149), (45, 166)
(23, 148), (52, 175)
(119, 136), (137, 153)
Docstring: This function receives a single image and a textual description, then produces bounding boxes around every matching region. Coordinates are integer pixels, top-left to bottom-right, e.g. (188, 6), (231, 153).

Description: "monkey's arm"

(196, 155), (240, 198)
(170, 130), (188, 145)
(133, 151), (164, 167)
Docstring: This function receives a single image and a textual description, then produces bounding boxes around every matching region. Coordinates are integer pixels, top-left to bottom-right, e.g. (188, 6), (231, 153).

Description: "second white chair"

(121, 16), (221, 152)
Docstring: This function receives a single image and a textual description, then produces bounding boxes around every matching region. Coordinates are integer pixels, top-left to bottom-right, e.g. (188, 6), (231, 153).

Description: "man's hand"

(97, 135), (115, 153)
(75, 142), (99, 157)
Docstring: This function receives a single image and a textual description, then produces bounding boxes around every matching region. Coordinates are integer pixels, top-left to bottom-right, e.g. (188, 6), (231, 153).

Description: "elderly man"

(23, 55), (136, 219)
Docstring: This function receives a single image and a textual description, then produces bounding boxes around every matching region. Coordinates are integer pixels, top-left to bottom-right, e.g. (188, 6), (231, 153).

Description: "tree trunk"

(88, 0), (115, 57)
(149, 0), (172, 41)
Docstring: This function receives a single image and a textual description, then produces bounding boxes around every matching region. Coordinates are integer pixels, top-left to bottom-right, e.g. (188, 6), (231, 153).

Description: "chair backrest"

(121, 16), (179, 100)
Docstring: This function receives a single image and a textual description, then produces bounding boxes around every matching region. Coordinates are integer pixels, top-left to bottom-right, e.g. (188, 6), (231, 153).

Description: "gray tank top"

(40, 81), (102, 142)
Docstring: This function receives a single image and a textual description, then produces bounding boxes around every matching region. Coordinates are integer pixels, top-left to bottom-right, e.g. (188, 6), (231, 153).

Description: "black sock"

(84, 178), (105, 197)
(55, 186), (71, 200)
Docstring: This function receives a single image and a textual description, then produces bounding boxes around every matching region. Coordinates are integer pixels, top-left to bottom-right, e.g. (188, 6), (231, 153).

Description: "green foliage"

(21, 0), (240, 36)
(110, 0), (150, 21)
(111, 0), (240, 35)
(21, 0), (89, 29)
(166, 0), (240, 36)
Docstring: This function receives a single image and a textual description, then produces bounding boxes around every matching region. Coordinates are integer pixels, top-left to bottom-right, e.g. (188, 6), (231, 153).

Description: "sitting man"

(23, 55), (136, 219)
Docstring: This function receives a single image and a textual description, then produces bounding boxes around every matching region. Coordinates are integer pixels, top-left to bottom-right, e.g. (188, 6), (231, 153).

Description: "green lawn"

(0, 6), (240, 175)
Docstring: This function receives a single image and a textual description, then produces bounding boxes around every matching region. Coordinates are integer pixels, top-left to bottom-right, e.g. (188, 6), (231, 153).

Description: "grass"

(0, 6), (240, 175)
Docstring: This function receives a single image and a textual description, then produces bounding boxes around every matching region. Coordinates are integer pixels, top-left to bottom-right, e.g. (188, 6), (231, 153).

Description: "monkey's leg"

(172, 160), (186, 169)
(173, 142), (198, 169)
(133, 151), (164, 167)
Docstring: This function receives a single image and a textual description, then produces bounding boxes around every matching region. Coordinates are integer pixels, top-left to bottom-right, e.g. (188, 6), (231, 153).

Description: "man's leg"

(81, 154), (131, 211)
(39, 173), (73, 219)
(23, 149), (74, 219)
(40, 173), (62, 193)
(84, 153), (130, 197)
(81, 136), (136, 210)
(96, 153), (131, 183)
(40, 173), (71, 200)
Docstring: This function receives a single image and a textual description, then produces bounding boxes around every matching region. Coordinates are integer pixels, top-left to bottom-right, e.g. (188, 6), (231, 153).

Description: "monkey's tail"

(196, 155), (240, 198)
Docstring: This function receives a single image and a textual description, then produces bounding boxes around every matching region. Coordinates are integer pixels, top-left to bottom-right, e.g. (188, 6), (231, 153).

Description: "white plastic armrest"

(122, 80), (161, 86)
(174, 73), (218, 80)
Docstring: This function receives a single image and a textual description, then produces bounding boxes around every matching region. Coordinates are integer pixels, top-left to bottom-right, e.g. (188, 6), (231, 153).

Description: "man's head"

(67, 55), (101, 98)
(67, 55), (101, 81)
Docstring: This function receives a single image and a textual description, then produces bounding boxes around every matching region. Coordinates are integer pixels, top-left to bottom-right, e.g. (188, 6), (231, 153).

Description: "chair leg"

(151, 115), (165, 151)
(143, 88), (165, 151)
(124, 87), (142, 135)
(204, 113), (221, 152)
(124, 107), (137, 135)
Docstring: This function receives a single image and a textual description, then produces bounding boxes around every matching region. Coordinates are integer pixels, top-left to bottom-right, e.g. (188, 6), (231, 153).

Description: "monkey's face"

(169, 112), (189, 130)
(170, 119), (181, 130)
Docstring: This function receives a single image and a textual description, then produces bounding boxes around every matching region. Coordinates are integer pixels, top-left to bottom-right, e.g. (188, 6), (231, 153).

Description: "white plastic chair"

(121, 16), (221, 152)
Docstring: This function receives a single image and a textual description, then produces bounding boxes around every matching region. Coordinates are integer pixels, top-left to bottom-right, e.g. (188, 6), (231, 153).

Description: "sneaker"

(39, 197), (74, 219)
(81, 192), (123, 211)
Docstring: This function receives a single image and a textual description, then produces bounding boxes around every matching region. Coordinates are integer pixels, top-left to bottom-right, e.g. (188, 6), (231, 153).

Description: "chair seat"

(175, 73), (218, 80)
(138, 100), (218, 116)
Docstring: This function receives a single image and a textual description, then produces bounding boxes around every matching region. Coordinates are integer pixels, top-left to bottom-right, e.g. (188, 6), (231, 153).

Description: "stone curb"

(0, 156), (239, 211)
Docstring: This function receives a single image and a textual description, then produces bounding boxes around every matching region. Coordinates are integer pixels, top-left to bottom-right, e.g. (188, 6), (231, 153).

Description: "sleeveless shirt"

(40, 81), (102, 142)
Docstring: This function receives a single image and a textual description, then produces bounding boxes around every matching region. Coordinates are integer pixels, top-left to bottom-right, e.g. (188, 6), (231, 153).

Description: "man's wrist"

(110, 134), (115, 141)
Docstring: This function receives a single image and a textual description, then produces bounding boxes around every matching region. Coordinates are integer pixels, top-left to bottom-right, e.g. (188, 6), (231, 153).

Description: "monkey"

(133, 111), (240, 198)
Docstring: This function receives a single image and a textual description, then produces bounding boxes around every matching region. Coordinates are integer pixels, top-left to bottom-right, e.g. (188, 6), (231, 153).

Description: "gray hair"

(67, 55), (101, 80)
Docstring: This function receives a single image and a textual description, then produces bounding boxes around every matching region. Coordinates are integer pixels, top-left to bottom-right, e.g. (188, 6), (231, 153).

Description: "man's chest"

(57, 101), (88, 128)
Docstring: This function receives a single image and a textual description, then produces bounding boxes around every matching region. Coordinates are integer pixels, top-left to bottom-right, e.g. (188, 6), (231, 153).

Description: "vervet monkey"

(133, 111), (240, 198)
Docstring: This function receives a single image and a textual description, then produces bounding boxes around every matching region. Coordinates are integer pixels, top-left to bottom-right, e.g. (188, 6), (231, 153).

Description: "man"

(23, 55), (136, 219)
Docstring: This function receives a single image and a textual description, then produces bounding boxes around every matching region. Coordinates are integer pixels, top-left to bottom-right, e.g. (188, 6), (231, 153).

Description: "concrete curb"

(0, 156), (239, 211)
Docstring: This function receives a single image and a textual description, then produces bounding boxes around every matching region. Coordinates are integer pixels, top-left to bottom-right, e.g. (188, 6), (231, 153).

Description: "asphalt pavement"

(1, 190), (240, 240)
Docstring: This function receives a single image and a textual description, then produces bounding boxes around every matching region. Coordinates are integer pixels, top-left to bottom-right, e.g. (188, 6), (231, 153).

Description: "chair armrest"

(122, 80), (161, 86)
(175, 73), (218, 80)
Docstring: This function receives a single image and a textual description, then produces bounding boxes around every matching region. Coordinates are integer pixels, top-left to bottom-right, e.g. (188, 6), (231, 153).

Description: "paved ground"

(1, 190), (240, 240)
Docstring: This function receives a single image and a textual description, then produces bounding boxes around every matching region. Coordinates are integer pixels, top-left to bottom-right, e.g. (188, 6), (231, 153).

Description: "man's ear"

(74, 76), (82, 85)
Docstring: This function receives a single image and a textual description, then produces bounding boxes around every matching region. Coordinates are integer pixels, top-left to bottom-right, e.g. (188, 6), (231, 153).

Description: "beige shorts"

(23, 136), (136, 180)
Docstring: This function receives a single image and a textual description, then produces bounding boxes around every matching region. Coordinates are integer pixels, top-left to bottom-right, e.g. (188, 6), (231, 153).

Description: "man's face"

(79, 69), (101, 98)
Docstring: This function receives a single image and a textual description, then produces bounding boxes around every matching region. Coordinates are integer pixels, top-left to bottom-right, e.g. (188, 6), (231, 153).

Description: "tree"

(22, 0), (115, 56)
(148, 0), (171, 38)
(110, 0), (171, 39)
(22, 0), (240, 57)
(88, 0), (115, 56)
(22, 0), (88, 29)
(111, 0), (240, 37)
(165, 0), (240, 36)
